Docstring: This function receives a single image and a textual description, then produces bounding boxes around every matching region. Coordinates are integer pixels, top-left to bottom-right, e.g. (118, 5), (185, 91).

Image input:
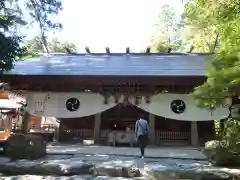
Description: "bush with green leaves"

(0, 33), (25, 71)
(221, 119), (240, 152)
(204, 119), (240, 166)
(0, 1), (26, 72)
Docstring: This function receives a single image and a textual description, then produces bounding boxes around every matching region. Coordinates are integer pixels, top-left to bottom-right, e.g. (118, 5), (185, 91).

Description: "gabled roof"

(5, 53), (207, 76)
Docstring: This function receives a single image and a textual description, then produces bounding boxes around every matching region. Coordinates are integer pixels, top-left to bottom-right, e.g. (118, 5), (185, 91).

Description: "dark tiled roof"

(5, 54), (207, 76)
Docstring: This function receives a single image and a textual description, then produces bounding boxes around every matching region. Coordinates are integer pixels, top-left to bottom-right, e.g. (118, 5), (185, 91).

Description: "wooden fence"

(155, 131), (190, 141)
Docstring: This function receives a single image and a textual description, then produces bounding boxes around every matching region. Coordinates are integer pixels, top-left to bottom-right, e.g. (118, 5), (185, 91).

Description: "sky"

(22, 0), (184, 53)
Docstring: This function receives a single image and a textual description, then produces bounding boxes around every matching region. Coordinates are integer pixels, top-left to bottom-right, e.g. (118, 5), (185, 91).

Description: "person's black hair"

(139, 114), (146, 119)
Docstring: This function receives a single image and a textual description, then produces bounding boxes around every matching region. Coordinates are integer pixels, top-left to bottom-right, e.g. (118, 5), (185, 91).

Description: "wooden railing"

(100, 130), (191, 142)
(70, 129), (93, 138)
(156, 131), (190, 141)
(59, 129), (94, 142)
(60, 129), (194, 143)
(30, 124), (56, 132)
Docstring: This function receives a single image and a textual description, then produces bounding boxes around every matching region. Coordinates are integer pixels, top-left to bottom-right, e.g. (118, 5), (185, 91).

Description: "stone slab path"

(0, 144), (239, 180)
(47, 144), (207, 160)
(0, 175), (149, 179)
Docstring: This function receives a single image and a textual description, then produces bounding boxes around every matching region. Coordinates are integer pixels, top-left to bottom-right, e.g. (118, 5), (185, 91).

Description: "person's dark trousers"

(137, 134), (148, 157)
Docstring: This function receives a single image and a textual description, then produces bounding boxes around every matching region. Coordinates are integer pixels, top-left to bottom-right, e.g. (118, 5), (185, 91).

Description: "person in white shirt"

(135, 114), (149, 158)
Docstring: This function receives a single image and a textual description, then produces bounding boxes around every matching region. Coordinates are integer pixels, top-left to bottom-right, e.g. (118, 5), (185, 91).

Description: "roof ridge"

(40, 52), (210, 57)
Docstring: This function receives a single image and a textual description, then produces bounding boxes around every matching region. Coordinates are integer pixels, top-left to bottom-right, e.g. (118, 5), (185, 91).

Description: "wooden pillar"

(149, 113), (155, 144)
(94, 113), (101, 143)
(53, 118), (60, 141)
(21, 109), (30, 134)
(53, 126), (59, 141)
(58, 120), (63, 142)
(31, 115), (41, 131)
(191, 121), (199, 146)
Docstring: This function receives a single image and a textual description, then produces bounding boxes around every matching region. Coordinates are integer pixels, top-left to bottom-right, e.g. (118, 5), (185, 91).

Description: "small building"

(2, 52), (232, 145)
(0, 91), (58, 141)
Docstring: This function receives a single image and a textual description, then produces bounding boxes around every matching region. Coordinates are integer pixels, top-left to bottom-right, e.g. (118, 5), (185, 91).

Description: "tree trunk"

(29, 0), (49, 54)
(40, 31), (49, 54)
(210, 32), (219, 54)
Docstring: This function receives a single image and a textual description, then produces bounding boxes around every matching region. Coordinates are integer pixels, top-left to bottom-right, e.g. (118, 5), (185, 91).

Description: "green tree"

(184, 0), (240, 163)
(183, 0), (240, 109)
(0, 0), (26, 72)
(151, 4), (183, 52)
(183, 0), (240, 53)
(180, 25), (218, 52)
(25, 0), (63, 53)
(193, 54), (240, 109)
(48, 38), (76, 53)
(23, 36), (43, 57)
(24, 36), (77, 57)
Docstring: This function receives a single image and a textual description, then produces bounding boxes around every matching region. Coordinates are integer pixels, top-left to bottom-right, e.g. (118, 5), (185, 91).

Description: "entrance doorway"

(100, 103), (148, 146)
(101, 103), (148, 131)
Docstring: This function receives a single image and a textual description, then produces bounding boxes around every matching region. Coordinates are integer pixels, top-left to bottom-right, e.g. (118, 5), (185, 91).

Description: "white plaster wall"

(26, 92), (230, 120)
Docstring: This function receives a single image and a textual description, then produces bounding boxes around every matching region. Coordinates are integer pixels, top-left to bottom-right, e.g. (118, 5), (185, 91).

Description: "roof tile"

(5, 54), (206, 76)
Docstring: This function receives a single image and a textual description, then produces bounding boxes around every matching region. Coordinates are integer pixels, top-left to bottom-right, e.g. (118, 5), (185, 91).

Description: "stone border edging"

(0, 162), (239, 179)
(46, 152), (208, 161)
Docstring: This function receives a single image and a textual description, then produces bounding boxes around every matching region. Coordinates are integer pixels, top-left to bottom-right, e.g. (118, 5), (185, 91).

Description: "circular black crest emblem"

(66, 98), (80, 112)
(170, 99), (186, 114)
(121, 134), (126, 139)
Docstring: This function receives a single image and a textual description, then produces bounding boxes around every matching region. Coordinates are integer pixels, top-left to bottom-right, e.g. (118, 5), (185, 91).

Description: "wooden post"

(54, 126), (59, 141)
(191, 121), (199, 146)
(21, 109), (29, 134)
(94, 113), (101, 144)
(58, 120), (63, 141)
(149, 113), (155, 144)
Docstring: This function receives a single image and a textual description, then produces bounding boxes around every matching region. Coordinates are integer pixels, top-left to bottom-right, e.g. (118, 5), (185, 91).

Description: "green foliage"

(23, 36), (77, 57)
(183, 0), (240, 53)
(0, 15), (26, 30)
(205, 120), (240, 166)
(222, 119), (240, 150)
(26, 0), (62, 31)
(49, 38), (76, 53)
(26, 0), (63, 53)
(181, 26), (218, 52)
(184, 0), (240, 108)
(0, 0), (26, 72)
(155, 43), (171, 52)
(0, 33), (25, 71)
(23, 36), (43, 57)
(186, 1), (240, 164)
(150, 4), (183, 52)
(193, 54), (240, 109)
(152, 40), (181, 53)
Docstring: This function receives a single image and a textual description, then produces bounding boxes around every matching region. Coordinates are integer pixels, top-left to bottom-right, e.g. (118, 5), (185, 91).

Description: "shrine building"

(1, 50), (232, 146)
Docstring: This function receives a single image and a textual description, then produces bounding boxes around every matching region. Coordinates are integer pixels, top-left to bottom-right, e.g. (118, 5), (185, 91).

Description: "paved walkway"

(47, 144), (207, 160)
(2, 145), (240, 180)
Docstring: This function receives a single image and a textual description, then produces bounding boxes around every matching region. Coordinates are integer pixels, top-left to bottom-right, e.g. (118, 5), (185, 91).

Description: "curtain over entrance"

(135, 93), (230, 121)
(26, 92), (117, 118)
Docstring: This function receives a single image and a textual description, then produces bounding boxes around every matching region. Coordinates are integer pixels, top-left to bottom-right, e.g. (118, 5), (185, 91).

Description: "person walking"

(135, 114), (149, 158)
